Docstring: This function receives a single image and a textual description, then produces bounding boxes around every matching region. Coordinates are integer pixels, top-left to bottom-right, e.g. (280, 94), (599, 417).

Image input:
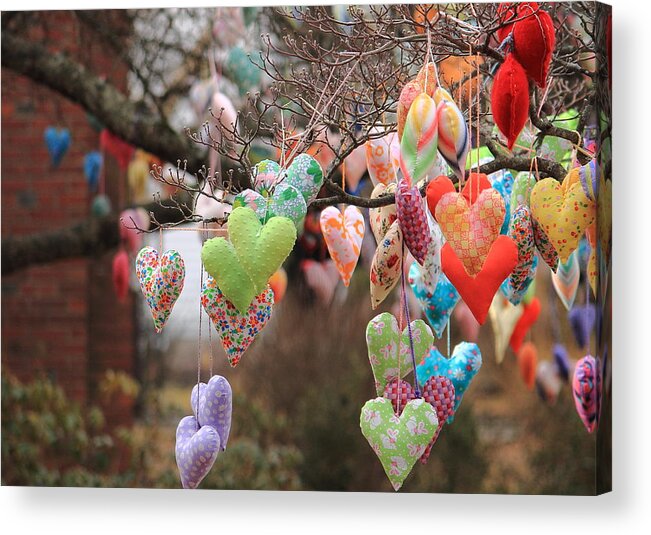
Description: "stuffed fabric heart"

(501, 205), (537, 305)
(300, 259), (340, 305)
(489, 170), (514, 234)
(436, 188), (505, 276)
(460, 173), (492, 204)
(136, 247), (185, 333)
(489, 295), (524, 364)
(370, 183), (397, 243)
(441, 236), (518, 324)
(366, 312), (434, 396)
(552, 250), (580, 310)
(554, 343), (571, 382)
(501, 255), (538, 305)
(517, 342), (538, 390)
(44, 127), (71, 167)
(175, 416), (220, 489)
(366, 132), (400, 186)
(426, 175), (456, 220)
(419, 214), (443, 293)
(416, 343), (482, 421)
(233, 183), (307, 225)
(409, 264), (460, 338)
(512, 4), (556, 88)
(201, 275), (274, 366)
(400, 93), (440, 184)
(433, 87), (469, 180)
(191, 375), (233, 449)
(491, 53), (530, 150)
(320, 205), (365, 287)
(268, 268), (287, 303)
(383, 379), (415, 416)
(572, 355), (601, 433)
(84, 151), (103, 192)
(530, 177), (596, 263)
(569, 304), (596, 350)
(396, 179), (431, 265)
(532, 219), (559, 271)
(509, 297), (541, 353)
(370, 220), (403, 309)
(419, 376), (456, 464)
(112, 250), (130, 302)
(496, 2), (540, 41)
(100, 129), (135, 170)
(251, 159), (282, 194)
(536, 360), (563, 405)
(360, 397), (438, 491)
(285, 153), (324, 205)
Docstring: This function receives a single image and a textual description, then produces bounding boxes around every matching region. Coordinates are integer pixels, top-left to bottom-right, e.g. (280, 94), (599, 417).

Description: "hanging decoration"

(300, 259), (340, 305)
(572, 355), (601, 433)
(509, 296), (541, 354)
(100, 129), (135, 171)
(365, 131), (400, 186)
(320, 205), (365, 287)
(433, 87), (470, 180)
(419, 376), (456, 463)
(517, 342), (538, 390)
(44, 126), (71, 168)
(395, 178), (432, 265)
(370, 220), (403, 309)
(551, 250), (580, 310)
(511, 4), (556, 88)
(569, 303), (596, 350)
(190, 375), (233, 450)
(409, 265), (459, 339)
(491, 53), (530, 150)
(369, 182), (397, 244)
(83, 151), (103, 192)
(488, 295), (524, 364)
(399, 93), (440, 184)
(112, 249), (130, 302)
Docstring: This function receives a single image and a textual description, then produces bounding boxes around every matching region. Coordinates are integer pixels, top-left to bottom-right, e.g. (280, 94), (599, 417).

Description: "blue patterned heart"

(489, 170), (514, 235)
(409, 263), (459, 339)
(44, 127), (71, 168)
(416, 342), (482, 422)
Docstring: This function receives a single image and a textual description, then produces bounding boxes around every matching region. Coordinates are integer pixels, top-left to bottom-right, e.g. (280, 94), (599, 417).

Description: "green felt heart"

(285, 153), (324, 205)
(366, 312), (434, 396)
(228, 206), (297, 294)
(201, 237), (257, 313)
(360, 397), (438, 491)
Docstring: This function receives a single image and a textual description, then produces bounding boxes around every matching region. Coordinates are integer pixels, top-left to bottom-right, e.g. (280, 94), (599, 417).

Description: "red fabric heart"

(426, 175), (456, 220)
(112, 249), (130, 302)
(509, 296), (541, 353)
(419, 376), (455, 464)
(517, 341), (538, 390)
(461, 172), (491, 205)
(491, 54), (530, 150)
(100, 129), (135, 170)
(496, 2), (540, 42)
(441, 236), (518, 325)
(512, 5), (556, 88)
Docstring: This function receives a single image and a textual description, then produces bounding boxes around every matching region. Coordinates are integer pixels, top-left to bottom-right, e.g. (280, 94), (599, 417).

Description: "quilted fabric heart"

(191, 375), (233, 449)
(201, 275), (274, 366)
(233, 183), (307, 225)
(489, 295), (524, 364)
(383, 379), (415, 416)
(552, 250), (580, 310)
(44, 126), (71, 167)
(175, 416), (220, 489)
(136, 246), (185, 333)
(366, 131), (400, 186)
(419, 376), (455, 464)
(395, 179), (431, 265)
(409, 263), (460, 338)
(530, 177), (596, 263)
(320, 205), (365, 287)
(366, 312), (434, 396)
(284, 153), (324, 205)
(501, 205), (537, 305)
(436, 188), (506, 276)
(370, 220), (403, 309)
(517, 342), (538, 390)
(419, 214), (443, 294)
(569, 304), (596, 350)
(426, 175), (456, 220)
(360, 397), (438, 491)
(370, 182), (397, 243)
(572, 355), (601, 433)
(416, 342), (482, 421)
(441, 236), (518, 324)
(509, 296), (541, 353)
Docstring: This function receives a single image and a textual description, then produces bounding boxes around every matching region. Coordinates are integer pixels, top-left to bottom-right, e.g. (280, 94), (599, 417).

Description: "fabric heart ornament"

(511, 4), (556, 88)
(441, 235), (518, 324)
(501, 205), (537, 305)
(383, 379), (415, 416)
(496, 2), (540, 41)
(535, 360), (563, 405)
(112, 250), (130, 302)
(301, 259), (340, 305)
(460, 172), (492, 205)
(44, 127), (71, 167)
(399, 92), (440, 184)
(453, 301), (480, 343)
(426, 175), (456, 220)
(366, 312), (434, 396)
(409, 263), (460, 338)
(419, 214), (443, 293)
(395, 179), (431, 265)
(554, 343), (572, 382)
(370, 220), (403, 309)
(366, 131), (400, 186)
(489, 170), (515, 234)
(489, 295), (524, 364)
(397, 79), (424, 139)
(491, 53), (530, 150)
(517, 342), (538, 390)
(569, 304), (596, 350)
(572, 355), (601, 433)
(532, 218), (559, 271)
(268, 268), (287, 303)
(416, 343), (482, 420)
(433, 87), (469, 180)
(320, 205), (365, 287)
(509, 296), (541, 353)
(136, 246), (185, 333)
(285, 153), (324, 205)
(501, 254), (538, 306)
(415, 61), (438, 96)
(552, 250), (580, 310)
(84, 151), (103, 192)
(233, 183), (307, 225)
(175, 415), (220, 489)
(190, 374), (233, 449)
(436, 188), (506, 276)
(100, 129), (135, 170)
(252, 159), (283, 196)
(359, 397), (438, 491)
(201, 275), (274, 367)
(530, 177), (596, 263)
(369, 182), (397, 243)
(419, 376), (456, 464)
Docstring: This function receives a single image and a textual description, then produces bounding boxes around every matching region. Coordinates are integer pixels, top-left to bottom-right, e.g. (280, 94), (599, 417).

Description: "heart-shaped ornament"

(434, 87), (470, 180)
(409, 264), (460, 338)
(252, 159), (283, 195)
(370, 220), (403, 309)
(360, 397), (438, 491)
(233, 183), (307, 225)
(320, 205), (365, 287)
(395, 179), (431, 265)
(554, 343), (572, 382)
(300, 259), (340, 305)
(551, 250), (580, 310)
(366, 131), (400, 186)
(501, 205), (537, 305)
(175, 416), (220, 489)
(517, 342), (538, 390)
(509, 297), (541, 354)
(383, 379), (415, 416)
(572, 355), (601, 433)
(284, 153), (324, 205)
(191, 375), (233, 449)
(399, 93), (440, 184)
(426, 175), (456, 220)
(136, 247), (185, 333)
(419, 376), (456, 463)
(370, 182), (397, 243)
(488, 295), (524, 364)
(366, 312), (434, 396)
(44, 126), (71, 167)
(201, 275), (274, 366)
(568, 304), (596, 350)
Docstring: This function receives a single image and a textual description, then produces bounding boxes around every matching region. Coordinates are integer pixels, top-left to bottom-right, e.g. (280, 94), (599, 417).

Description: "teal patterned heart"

(285, 153), (324, 205)
(360, 397), (438, 491)
(233, 183), (307, 225)
(252, 159), (282, 196)
(366, 312), (434, 396)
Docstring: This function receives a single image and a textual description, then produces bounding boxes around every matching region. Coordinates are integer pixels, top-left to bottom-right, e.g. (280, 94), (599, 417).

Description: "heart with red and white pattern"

(383, 379), (415, 415)
(419, 376), (455, 463)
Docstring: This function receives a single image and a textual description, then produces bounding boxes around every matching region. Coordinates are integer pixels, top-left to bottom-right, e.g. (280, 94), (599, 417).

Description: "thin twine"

(400, 245), (421, 397)
(446, 318), (451, 358)
(475, 48), (481, 176)
(397, 264), (405, 415)
(158, 225), (163, 253)
(196, 238), (206, 430)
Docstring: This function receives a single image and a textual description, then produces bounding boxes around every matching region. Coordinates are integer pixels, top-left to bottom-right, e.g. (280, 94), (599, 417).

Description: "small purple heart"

(568, 304), (596, 349)
(191, 375), (232, 450)
(175, 416), (220, 489)
(553, 343), (571, 382)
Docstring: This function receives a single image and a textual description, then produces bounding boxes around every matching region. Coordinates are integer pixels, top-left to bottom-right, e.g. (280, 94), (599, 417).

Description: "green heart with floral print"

(233, 183), (307, 226)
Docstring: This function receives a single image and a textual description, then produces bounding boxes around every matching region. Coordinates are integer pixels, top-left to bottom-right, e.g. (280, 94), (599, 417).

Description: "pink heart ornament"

(320, 205), (365, 287)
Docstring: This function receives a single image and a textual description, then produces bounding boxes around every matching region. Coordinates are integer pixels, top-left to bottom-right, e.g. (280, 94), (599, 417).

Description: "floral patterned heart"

(233, 183), (307, 225)
(366, 131), (400, 186)
(175, 415), (220, 489)
(201, 275), (274, 367)
(135, 246), (185, 333)
(370, 220), (403, 309)
(320, 205), (365, 287)
(191, 374), (233, 449)
(500, 205), (537, 305)
(369, 182), (397, 243)
(436, 188), (505, 276)
(360, 397), (438, 491)
(284, 153), (324, 205)
(572, 355), (601, 433)
(366, 312), (434, 396)
(409, 263), (460, 339)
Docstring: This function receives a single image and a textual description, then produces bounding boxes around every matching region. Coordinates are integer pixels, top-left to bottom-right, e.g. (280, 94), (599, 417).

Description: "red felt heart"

(426, 175), (456, 220)
(100, 129), (135, 170)
(491, 54), (530, 150)
(383, 379), (415, 416)
(496, 2), (540, 42)
(441, 236), (518, 325)
(509, 296), (541, 353)
(461, 172), (492, 205)
(517, 341), (538, 390)
(419, 376), (455, 464)
(112, 249), (130, 302)
(512, 5), (556, 88)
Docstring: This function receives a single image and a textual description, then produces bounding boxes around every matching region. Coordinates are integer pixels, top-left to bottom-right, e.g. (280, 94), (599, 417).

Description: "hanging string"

(400, 244), (421, 397)
(195, 242), (206, 430)
(158, 225), (163, 253)
(446, 317), (451, 358)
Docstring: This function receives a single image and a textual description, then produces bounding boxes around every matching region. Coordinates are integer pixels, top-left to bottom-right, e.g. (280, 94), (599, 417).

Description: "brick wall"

(1, 11), (136, 427)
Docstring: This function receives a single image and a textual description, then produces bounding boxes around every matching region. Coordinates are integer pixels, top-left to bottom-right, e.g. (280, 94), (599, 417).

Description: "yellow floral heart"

(530, 177), (596, 263)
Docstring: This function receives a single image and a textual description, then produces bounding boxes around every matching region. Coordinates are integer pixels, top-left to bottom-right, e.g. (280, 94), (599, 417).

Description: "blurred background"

(1, 5), (610, 493)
